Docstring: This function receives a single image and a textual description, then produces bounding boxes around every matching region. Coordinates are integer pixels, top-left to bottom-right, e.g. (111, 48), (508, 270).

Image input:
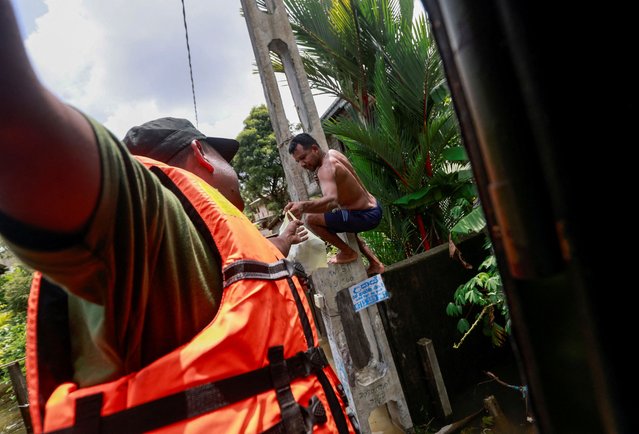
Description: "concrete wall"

(379, 233), (515, 425)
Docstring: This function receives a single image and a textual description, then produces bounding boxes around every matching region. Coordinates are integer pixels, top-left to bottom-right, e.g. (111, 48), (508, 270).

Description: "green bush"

(359, 230), (406, 266)
(446, 241), (510, 348)
(0, 265), (31, 385)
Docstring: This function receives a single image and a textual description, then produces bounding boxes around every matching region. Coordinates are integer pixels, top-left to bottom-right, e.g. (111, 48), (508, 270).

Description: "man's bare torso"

(318, 149), (377, 211)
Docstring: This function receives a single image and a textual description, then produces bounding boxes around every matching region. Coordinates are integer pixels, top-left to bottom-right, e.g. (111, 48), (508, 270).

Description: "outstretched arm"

(269, 219), (308, 256)
(283, 162), (339, 217)
(0, 0), (100, 235)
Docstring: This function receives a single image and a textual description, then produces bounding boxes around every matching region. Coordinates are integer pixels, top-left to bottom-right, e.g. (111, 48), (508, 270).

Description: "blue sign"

(349, 274), (390, 312)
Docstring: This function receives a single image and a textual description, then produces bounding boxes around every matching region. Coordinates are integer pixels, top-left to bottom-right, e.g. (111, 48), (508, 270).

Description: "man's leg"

(356, 235), (385, 276)
(305, 214), (359, 263)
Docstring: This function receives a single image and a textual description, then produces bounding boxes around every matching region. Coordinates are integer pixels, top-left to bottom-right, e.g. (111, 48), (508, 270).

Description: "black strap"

(268, 346), (307, 433)
(315, 369), (352, 434)
(261, 396), (328, 434)
(281, 267), (352, 432)
(286, 276), (314, 348)
(73, 394), (103, 433)
(45, 347), (329, 434)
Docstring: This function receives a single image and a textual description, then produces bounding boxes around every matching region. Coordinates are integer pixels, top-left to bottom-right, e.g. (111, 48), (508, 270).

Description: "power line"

(180, 0), (199, 127)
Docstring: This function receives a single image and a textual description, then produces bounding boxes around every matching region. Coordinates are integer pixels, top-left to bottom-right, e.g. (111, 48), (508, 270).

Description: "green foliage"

(450, 206), (486, 241)
(281, 0), (504, 351)
(282, 0), (476, 257)
(0, 264), (31, 385)
(0, 318), (27, 381)
(447, 242), (510, 348)
(234, 105), (289, 214)
(456, 317), (470, 334)
(359, 230), (406, 266)
(0, 266), (31, 314)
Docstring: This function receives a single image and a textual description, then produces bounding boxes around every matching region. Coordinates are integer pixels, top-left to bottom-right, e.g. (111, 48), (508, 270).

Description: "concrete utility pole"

(240, 1), (413, 433)
(240, 0), (323, 202)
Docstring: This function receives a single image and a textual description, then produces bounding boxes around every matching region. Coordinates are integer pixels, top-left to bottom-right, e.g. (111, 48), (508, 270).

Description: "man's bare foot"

(366, 263), (385, 277)
(328, 250), (359, 264)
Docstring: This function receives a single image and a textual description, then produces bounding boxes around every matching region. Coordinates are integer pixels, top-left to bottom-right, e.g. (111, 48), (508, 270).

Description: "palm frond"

(284, 0), (472, 251)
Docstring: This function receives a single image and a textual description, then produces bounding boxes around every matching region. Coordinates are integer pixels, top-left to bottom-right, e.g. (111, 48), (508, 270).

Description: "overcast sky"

(9, 0), (423, 141)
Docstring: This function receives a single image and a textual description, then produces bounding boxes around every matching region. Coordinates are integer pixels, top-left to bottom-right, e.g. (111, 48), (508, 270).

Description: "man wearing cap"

(122, 117), (307, 256)
(0, 3), (357, 432)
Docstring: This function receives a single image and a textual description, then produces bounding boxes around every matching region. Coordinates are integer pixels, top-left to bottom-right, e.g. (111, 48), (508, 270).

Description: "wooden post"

(7, 361), (33, 433)
(483, 395), (516, 434)
(417, 338), (453, 420)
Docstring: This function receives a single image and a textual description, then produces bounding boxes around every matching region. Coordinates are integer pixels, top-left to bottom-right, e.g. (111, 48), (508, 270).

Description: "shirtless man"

(284, 133), (385, 276)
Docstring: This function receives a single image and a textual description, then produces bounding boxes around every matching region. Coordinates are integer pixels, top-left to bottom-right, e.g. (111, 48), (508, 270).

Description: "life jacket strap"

(44, 347), (329, 434)
(72, 393), (103, 433)
(262, 395), (328, 434)
(268, 346), (308, 433)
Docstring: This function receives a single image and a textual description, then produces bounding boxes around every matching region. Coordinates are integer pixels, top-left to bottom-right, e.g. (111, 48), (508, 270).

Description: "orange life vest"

(26, 157), (358, 434)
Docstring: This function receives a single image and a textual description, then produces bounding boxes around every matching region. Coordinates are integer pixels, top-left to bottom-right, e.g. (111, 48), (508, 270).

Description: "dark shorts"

(324, 201), (382, 234)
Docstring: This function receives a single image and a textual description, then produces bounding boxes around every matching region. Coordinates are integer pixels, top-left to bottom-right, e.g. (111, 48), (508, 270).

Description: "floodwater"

(0, 384), (26, 434)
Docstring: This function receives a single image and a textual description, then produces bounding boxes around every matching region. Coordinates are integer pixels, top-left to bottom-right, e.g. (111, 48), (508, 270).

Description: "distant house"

(249, 197), (273, 222)
(320, 98), (348, 152)
(248, 197), (283, 238)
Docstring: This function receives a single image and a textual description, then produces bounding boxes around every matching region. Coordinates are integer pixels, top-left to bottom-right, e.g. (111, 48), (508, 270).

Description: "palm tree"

(282, 0), (476, 256)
